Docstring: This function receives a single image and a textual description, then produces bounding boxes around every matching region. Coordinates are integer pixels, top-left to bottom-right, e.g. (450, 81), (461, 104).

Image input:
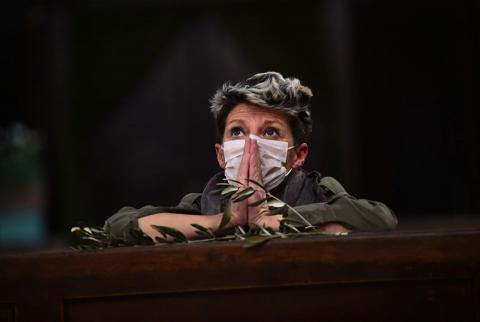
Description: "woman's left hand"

(247, 139), (282, 230)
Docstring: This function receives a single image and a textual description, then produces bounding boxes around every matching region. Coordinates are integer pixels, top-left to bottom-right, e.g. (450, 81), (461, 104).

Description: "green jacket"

(104, 176), (397, 241)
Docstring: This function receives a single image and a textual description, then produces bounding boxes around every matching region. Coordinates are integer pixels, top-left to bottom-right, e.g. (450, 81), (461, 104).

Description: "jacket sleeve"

(287, 177), (397, 231)
(103, 193), (202, 241)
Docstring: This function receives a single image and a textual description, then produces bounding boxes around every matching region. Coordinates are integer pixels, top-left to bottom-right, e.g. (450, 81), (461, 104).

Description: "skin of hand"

(247, 138), (282, 230)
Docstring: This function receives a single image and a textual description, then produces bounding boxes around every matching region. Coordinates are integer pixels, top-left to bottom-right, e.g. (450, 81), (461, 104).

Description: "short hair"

(210, 71), (313, 144)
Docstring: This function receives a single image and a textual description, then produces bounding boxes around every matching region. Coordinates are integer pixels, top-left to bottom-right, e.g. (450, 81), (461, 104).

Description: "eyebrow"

(226, 119), (286, 127)
(263, 120), (286, 126)
(226, 119), (247, 126)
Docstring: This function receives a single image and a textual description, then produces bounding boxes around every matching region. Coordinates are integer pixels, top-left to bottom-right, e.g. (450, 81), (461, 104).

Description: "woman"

(105, 72), (397, 241)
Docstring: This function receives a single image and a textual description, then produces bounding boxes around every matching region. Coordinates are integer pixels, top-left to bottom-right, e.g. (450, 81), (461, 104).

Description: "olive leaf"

(250, 223), (273, 236)
(191, 223), (215, 239)
(152, 225), (187, 242)
(90, 227), (105, 234)
(234, 233), (246, 240)
(235, 226), (247, 235)
(267, 199), (286, 208)
(248, 197), (268, 207)
(232, 187), (255, 202)
(234, 226), (248, 240)
(243, 235), (277, 248)
(246, 178), (266, 191)
(282, 222), (301, 233)
(70, 226), (81, 233)
(83, 236), (102, 244)
(221, 186), (238, 198)
(129, 228), (154, 245)
(209, 188), (224, 195)
(219, 198), (232, 229)
(155, 236), (173, 244)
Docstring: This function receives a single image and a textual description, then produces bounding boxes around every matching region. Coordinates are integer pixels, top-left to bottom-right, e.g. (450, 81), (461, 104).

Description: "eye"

(264, 127), (279, 137)
(231, 127), (244, 137)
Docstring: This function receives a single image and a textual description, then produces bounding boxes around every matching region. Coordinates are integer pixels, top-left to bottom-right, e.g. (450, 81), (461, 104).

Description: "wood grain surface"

(1, 230), (479, 322)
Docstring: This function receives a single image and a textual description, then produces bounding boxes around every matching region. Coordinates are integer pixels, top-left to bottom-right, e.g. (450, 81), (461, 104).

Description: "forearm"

(138, 212), (237, 241)
(288, 198), (397, 232)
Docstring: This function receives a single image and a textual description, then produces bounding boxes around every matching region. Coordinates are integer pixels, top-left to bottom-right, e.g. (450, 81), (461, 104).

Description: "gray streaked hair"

(210, 71), (313, 144)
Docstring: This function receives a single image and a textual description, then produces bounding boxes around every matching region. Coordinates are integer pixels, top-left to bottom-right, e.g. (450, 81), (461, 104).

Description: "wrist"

(227, 215), (246, 229)
(218, 206), (247, 231)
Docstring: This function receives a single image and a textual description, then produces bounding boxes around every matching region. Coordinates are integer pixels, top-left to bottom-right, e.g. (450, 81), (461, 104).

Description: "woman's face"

(223, 103), (294, 144)
(215, 103), (309, 170)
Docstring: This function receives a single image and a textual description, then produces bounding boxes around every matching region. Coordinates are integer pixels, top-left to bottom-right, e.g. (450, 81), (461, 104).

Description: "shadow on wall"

(93, 20), (256, 219)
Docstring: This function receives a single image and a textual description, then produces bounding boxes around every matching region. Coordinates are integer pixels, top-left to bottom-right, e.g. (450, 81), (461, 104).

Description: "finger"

(238, 138), (250, 185)
(249, 139), (263, 183)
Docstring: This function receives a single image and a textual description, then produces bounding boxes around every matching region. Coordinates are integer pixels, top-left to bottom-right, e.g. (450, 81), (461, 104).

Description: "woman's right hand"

(227, 138), (251, 228)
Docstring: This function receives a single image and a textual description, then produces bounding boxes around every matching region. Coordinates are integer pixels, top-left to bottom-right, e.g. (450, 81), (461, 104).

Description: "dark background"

(2, 0), (479, 241)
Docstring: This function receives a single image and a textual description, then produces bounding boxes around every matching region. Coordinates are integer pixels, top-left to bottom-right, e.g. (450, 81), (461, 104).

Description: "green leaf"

(129, 228), (155, 245)
(267, 199), (286, 208)
(152, 225), (187, 242)
(246, 178), (266, 191)
(82, 236), (102, 244)
(235, 234), (246, 240)
(90, 227), (104, 234)
(248, 198), (268, 207)
(209, 188), (224, 195)
(243, 235), (276, 248)
(251, 223), (273, 236)
(191, 223), (215, 239)
(219, 199), (232, 229)
(232, 187), (255, 202)
(215, 182), (231, 186)
(283, 222), (301, 233)
(221, 186), (238, 197)
(155, 236), (172, 244)
(234, 225), (247, 235)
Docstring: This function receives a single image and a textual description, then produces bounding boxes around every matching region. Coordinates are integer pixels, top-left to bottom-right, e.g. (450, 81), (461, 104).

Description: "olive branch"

(71, 175), (348, 250)
(218, 176), (315, 230)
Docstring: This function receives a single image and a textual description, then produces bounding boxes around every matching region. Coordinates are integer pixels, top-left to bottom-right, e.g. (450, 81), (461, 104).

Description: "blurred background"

(1, 0), (479, 249)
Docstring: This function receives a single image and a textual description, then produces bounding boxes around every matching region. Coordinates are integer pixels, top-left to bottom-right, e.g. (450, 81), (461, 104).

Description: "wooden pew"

(1, 230), (479, 322)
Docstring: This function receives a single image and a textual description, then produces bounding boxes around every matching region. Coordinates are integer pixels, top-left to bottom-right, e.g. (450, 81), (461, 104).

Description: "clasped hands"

(228, 138), (283, 231)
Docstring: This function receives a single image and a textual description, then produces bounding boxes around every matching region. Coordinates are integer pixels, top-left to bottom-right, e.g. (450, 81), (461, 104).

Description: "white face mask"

(222, 134), (295, 191)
